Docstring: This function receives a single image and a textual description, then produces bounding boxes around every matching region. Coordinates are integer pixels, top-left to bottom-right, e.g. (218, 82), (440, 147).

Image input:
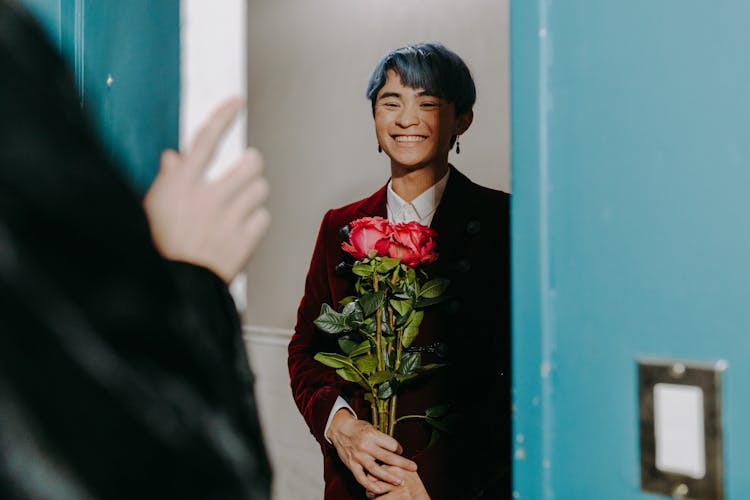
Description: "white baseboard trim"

(243, 325), (294, 347)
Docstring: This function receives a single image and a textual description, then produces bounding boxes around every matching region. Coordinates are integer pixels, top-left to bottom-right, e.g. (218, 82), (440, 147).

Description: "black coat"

(0, 2), (270, 498)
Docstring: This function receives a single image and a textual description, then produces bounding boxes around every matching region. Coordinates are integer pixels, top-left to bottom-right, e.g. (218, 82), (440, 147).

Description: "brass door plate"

(638, 358), (727, 500)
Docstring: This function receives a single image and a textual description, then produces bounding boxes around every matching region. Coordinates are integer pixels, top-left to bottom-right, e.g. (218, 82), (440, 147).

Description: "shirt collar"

(386, 169), (450, 225)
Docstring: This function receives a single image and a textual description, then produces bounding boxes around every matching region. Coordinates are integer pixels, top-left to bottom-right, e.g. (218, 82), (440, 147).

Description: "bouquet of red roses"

(314, 217), (450, 437)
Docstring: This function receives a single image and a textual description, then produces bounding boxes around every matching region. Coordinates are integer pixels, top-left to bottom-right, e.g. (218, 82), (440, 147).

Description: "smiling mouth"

(394, 135), (426, 143)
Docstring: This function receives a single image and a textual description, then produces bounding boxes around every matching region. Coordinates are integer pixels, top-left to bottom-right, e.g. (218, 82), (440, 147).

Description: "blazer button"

(466, 219), (481, 235)
(339, 224), (351, 239)
(456, 258), (471, 273)
(335, 261), (351, 275)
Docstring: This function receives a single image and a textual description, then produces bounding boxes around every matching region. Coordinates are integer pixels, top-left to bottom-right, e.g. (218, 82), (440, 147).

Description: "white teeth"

(395, 136), (425, 143)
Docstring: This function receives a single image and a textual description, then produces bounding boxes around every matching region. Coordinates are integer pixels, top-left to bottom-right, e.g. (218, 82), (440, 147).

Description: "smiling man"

(288, 43), (511, 499)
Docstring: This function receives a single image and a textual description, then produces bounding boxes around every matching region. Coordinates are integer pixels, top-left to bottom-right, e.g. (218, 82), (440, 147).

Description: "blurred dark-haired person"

(0, 1), (271, 498)
(288, 43), (511, 499)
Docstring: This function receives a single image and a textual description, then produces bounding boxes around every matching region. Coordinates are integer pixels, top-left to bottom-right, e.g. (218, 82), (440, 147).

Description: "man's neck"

(390, 163), (449, 203)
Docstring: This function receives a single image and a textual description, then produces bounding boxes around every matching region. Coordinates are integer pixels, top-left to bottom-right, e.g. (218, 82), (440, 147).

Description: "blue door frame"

(512, 1), (750, 499)
(21, 0), (180, 194)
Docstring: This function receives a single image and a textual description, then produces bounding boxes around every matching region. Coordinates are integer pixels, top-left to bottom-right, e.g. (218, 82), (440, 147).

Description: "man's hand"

(365, 465), (430, 499)
(326, 409), (418, 496)
(143, 97), (270, 283)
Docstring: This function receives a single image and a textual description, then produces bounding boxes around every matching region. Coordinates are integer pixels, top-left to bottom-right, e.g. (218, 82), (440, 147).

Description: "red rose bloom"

(341, 216), (392, 260)
(386, 221), (438, 267)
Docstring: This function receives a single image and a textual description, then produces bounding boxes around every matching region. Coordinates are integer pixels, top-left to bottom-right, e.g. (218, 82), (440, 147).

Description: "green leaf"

(338, 338), (359, 355)
(426, 404), (450, 418)
(393, 362), (448, 383)
(314, 352), (353, 369)
(394, 373), (418, 383)
(419, 278), (450, 299)
(377, 381), (394, 399)
(407, 310), (424, 329)
(349, 340), (371, 358)
(337, 366), (364, 383)
(395, 313), (411, 329)
(398, 352), (421, 375)
(415, 296), (450, 309)
(419, 363), (449, 373)
(380, 317), (393, 337)
(389, 299), (412, 317)
(375, 256), (401, 274)
(362, 319), (376, 335)
(341, 301), (364, 329)
(402, 325), (419, 348)
(369, 370), (392, 386)
(355, 354), (378, 375)
(405, 267), (417, 283)
(339, 296), (356, 306)
(341, 300), (357, 317)
(425, 416), (450, 433)
(359, 290), (386, 317)
(313, 304), (351, 334)
(352, 263), (373, 277)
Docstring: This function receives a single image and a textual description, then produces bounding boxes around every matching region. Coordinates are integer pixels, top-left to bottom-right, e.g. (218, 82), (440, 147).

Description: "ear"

(455, 110), (474, 135)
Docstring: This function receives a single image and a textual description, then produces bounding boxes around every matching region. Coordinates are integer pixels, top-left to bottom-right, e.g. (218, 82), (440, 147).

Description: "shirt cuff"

(324, 396), (356, 444)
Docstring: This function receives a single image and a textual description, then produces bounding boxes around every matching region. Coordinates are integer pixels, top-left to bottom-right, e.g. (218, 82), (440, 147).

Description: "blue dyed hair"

(366, 42), (476, 116)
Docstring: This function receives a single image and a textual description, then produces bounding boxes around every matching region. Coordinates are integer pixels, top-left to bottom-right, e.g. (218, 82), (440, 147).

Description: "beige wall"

(245, 0), (509, 329)
(243, 1), (509, 497)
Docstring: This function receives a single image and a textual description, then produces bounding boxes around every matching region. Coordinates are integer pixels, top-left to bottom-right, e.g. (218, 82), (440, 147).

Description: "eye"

(420, 101), (440, 109)
(382, 101), (400, 108)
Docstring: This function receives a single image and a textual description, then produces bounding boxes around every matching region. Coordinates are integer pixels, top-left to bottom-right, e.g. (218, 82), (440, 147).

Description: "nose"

(395, 103), (419, 128)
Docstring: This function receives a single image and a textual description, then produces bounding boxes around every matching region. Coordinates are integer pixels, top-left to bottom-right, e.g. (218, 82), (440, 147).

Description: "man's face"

(374, 70), (470, 173)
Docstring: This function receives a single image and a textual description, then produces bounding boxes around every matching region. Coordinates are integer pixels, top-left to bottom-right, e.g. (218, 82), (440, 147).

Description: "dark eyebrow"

(378, 90), (440, 101)
(377, 92), (401, 101)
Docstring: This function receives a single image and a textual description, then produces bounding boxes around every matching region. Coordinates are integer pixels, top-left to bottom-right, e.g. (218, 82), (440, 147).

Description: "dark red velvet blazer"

(289, 167), (511, 499)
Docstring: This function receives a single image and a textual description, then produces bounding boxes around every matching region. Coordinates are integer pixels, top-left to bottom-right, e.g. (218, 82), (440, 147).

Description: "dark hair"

(366, 42), (476, 116)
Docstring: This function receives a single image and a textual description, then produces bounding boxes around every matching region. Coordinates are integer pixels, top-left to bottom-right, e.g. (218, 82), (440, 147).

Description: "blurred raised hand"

(143, 97), (270, 283)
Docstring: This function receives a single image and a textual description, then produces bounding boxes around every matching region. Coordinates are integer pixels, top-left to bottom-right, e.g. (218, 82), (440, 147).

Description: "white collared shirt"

(324, 169), (450, 442)
(386, 168), (450, 227)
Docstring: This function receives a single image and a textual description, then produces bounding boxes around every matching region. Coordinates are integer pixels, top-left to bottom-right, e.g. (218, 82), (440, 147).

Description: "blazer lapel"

(356, 183), (388, 218)
(430, 166), (474, 265)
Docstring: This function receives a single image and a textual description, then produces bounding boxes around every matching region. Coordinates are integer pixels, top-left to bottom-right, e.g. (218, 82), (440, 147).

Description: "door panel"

(512, 1), (750, 498)
(20, 0), (179, 193)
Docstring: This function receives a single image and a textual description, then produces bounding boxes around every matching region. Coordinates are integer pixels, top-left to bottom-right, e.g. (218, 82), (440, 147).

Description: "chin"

(389, 162), (433, 174)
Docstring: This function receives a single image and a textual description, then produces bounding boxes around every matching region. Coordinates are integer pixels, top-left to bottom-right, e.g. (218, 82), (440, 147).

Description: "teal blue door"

(21, 0), (180, 194)
(512, 1), (750, 499)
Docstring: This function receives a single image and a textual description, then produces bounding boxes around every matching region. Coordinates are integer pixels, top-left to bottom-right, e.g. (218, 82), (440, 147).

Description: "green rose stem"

(394, 414), (428, 424)
(373, 274), (383, 371)
(387, 270), (401, 437)
(388, 329), (403, 437)
(349, 362), (380, 429)
(372, 274), (388, 433)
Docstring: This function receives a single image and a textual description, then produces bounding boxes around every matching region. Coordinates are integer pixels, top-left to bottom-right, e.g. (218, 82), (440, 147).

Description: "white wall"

(180, 0), (249, 310)
(181, 4), (321, 497)
(243, 1), (510, 498)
